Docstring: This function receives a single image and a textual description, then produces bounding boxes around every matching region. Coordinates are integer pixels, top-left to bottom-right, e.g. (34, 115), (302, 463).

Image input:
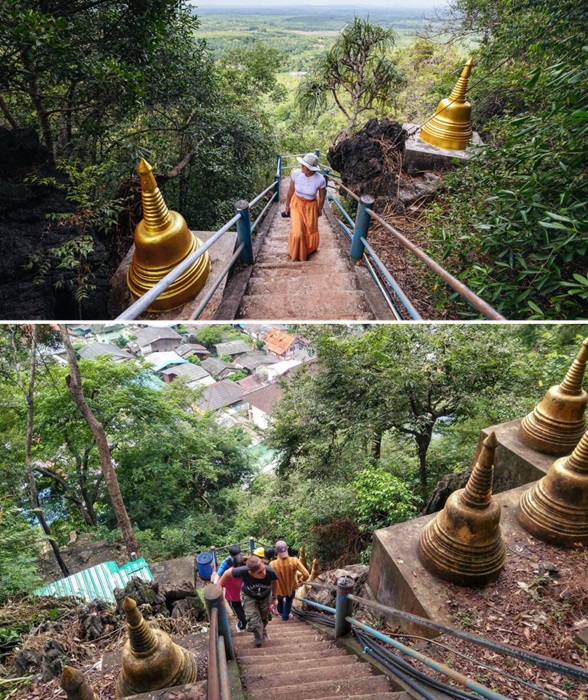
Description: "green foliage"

(299, 17), (403, 129)
(352, 466), (419, 530)
(0, 501), (42, 599)
(427, 53), (588, 319)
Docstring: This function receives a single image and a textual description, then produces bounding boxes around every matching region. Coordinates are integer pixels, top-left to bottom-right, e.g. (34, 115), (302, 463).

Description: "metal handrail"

(205, 585), (234, 700)
(326, 179), (505, 320)
(208, 607), (220, 700)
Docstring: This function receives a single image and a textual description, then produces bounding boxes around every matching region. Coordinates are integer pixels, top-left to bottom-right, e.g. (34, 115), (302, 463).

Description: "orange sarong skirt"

(288, 194), (320, 261)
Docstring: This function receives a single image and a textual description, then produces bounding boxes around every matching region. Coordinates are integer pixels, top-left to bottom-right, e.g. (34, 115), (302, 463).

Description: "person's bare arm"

(285, 179), (295, 214)
(317, 187), (326, 217)
(219, 568), (233, 588)
(271, 579), (279, 601)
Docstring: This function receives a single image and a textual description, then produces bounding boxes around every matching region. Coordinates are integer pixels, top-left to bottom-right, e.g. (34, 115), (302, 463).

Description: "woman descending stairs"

(236, 178), (375, 320)
(233, 617), (412, 700)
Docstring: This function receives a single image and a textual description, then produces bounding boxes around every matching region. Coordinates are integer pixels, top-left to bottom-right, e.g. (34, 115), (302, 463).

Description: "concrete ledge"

(366, 485), (531, 638)
(402, 123), (482, 175)
(479, 418), (553, 493)
(109, 229), (237, 320)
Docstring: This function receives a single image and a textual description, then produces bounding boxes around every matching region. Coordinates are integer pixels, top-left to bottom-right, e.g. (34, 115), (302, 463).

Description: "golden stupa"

(127, 159), (210, 312)
(519, 337), (588, 455)
(518, 428), (588, 547)
(60, 666), (98, 700)
(115, 597), (197, 698)
(418, 433), (506, 585)
(420, 58), (474, 151)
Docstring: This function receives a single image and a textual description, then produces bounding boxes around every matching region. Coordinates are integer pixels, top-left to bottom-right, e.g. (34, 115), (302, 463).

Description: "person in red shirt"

(219, 553), (247, 632)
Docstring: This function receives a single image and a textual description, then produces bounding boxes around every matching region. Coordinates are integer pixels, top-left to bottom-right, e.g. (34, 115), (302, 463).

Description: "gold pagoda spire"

(127, 158), (211, 312)
(519, 337), (588, 455)
(518, 428), (588, 547)
(420, 58), (474, 151)
(418, 432), (506, 586)
(116, 597), (197, 698)
(60, 666), (98, 700)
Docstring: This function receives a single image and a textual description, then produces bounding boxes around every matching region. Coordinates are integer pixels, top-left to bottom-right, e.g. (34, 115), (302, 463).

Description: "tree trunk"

(0, 93), (19, 129)
(25, 327), (70, 577)
(21, 51), (55, 163)
(59, 327), (139, 558)
(415, 427), (433, 502)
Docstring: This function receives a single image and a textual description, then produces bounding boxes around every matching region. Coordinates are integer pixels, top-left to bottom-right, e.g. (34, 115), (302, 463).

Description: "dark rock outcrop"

(0, 127), (114, 320)
(327, 118), (406, 206)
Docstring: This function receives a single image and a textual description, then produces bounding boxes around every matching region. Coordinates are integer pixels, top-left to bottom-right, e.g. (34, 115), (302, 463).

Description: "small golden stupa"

(418, 433), (506, 586)
(518, 428), (588, 547)
(60, 666), (98, 700)
(127, 159), (210, 312)
(116, 597), (197, 698)
(519, 337), (588, 455)
(420, 58), (474, 151)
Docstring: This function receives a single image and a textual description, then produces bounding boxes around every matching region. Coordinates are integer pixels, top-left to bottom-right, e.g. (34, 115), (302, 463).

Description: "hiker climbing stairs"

(233, 617), (412, 700)
(236, 177), (375, 320)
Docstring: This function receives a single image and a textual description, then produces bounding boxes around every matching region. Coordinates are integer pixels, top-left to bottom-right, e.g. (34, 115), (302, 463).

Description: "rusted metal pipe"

(207, 607), (220, 700)
(217, 635), (231, 700)
(366, 208), (505, 319)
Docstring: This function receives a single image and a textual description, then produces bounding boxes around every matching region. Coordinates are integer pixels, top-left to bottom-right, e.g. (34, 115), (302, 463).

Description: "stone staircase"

(233, 617), (412, 700)
(235, 178), (375, 320)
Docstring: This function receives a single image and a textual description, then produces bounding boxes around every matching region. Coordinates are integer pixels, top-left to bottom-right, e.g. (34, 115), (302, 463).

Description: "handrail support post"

(235, 200), (254, 265)
(204, 583), (235, 661)
(335, 575), (355, 639)
(249, 537), (255, 553)
(351, 195), (375, 261)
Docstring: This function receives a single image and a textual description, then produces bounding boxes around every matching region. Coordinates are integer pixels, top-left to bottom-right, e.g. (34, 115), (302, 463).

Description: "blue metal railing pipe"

(346, 594), (588, 683)
(298, 597), (336, 615)
(348, 617), (510, 700)
(366, 208), (505, 320)
(335, 219), (352, 239)
(116, 212), (240, 320)
(217, 635), (231, 700)
(188, 242), (245, 320)
(327, 192), (355, 229)
(249, 181), (278, 208)
(360, 237), (422, 320)
(362, 255), (403, 320)
(251, 191), (277, 234)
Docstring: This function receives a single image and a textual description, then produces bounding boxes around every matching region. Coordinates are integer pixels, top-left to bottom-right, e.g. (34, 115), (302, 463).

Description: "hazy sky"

(190, 1), (440, 8)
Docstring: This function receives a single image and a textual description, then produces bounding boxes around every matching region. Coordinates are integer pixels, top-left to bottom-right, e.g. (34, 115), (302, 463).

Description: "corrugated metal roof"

(196, 379), (246, 411)
(214, 340), (250, 356)
(34, 559), (154, 603)
(78, 342), (133, 360)
(135, 326), (182, 347)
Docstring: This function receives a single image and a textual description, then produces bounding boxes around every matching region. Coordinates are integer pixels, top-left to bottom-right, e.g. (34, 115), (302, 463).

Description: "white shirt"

(291, 169), (326, 201)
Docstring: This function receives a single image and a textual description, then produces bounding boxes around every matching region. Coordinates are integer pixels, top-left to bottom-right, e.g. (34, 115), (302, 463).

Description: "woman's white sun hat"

(297, 153), (320, 171)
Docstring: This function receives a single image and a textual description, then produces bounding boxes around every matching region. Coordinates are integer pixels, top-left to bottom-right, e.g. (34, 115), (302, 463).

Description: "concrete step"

(234, 640), (334, 657)
(237, 648), (348, 665)
(317, 694), (412, 700)
(253, 261), (351, 274)
(237, 290), (373, 320)
(234, 632), (325, 648)
(241, 654), (357, 675)
(246, 674), (391, 700)
(246, 274), (359, 297)
(243, 659), (370, 688)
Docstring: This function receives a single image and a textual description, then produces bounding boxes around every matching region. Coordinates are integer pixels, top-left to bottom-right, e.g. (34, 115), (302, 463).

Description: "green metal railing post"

(350, 195), (374, 261)
(249, 537), (255, 553)
(204, 584), (235, 661)
(210, 545), (217, 569)
(323, 167), (330, 190)
(234, 200), (254, 265)
(314, 148), (320, 158)
(335, 575), (355, 639)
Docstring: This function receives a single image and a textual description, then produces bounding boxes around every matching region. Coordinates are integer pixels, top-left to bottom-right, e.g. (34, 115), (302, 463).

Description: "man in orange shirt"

(270, 540), (309, 621)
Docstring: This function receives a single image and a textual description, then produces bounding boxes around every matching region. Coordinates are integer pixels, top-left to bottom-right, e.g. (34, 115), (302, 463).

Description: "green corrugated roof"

(34, 558), (154, 603)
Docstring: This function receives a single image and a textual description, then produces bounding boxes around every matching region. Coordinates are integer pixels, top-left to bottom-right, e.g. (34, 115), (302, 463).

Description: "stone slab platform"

(150, 556), (195, 587)
(479, 418), (554, 493)
(402, 123), (482, 174)
(366, 484), (531, 638)
(109, 230), (237, 320)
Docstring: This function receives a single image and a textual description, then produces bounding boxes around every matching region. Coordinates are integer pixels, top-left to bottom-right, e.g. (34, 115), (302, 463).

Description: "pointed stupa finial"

(60, 666), (98, 700)
(560, 337), (588, 395)
(418, 434), (505, 586)
(463, 432), (497, 508)
(420, 58), (474, 150)
(127, 156), (211, 311)
(116, 597), (197, 698)
(448, 57), (474, 102)
(122, 596), (157, 654)
(519, 336), (588, 455)
(518, 428), (588, 546)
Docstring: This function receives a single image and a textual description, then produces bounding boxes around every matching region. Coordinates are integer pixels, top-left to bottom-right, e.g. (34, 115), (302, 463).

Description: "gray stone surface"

(109, 229), (237, 320)
(402, 123), (482, 174)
